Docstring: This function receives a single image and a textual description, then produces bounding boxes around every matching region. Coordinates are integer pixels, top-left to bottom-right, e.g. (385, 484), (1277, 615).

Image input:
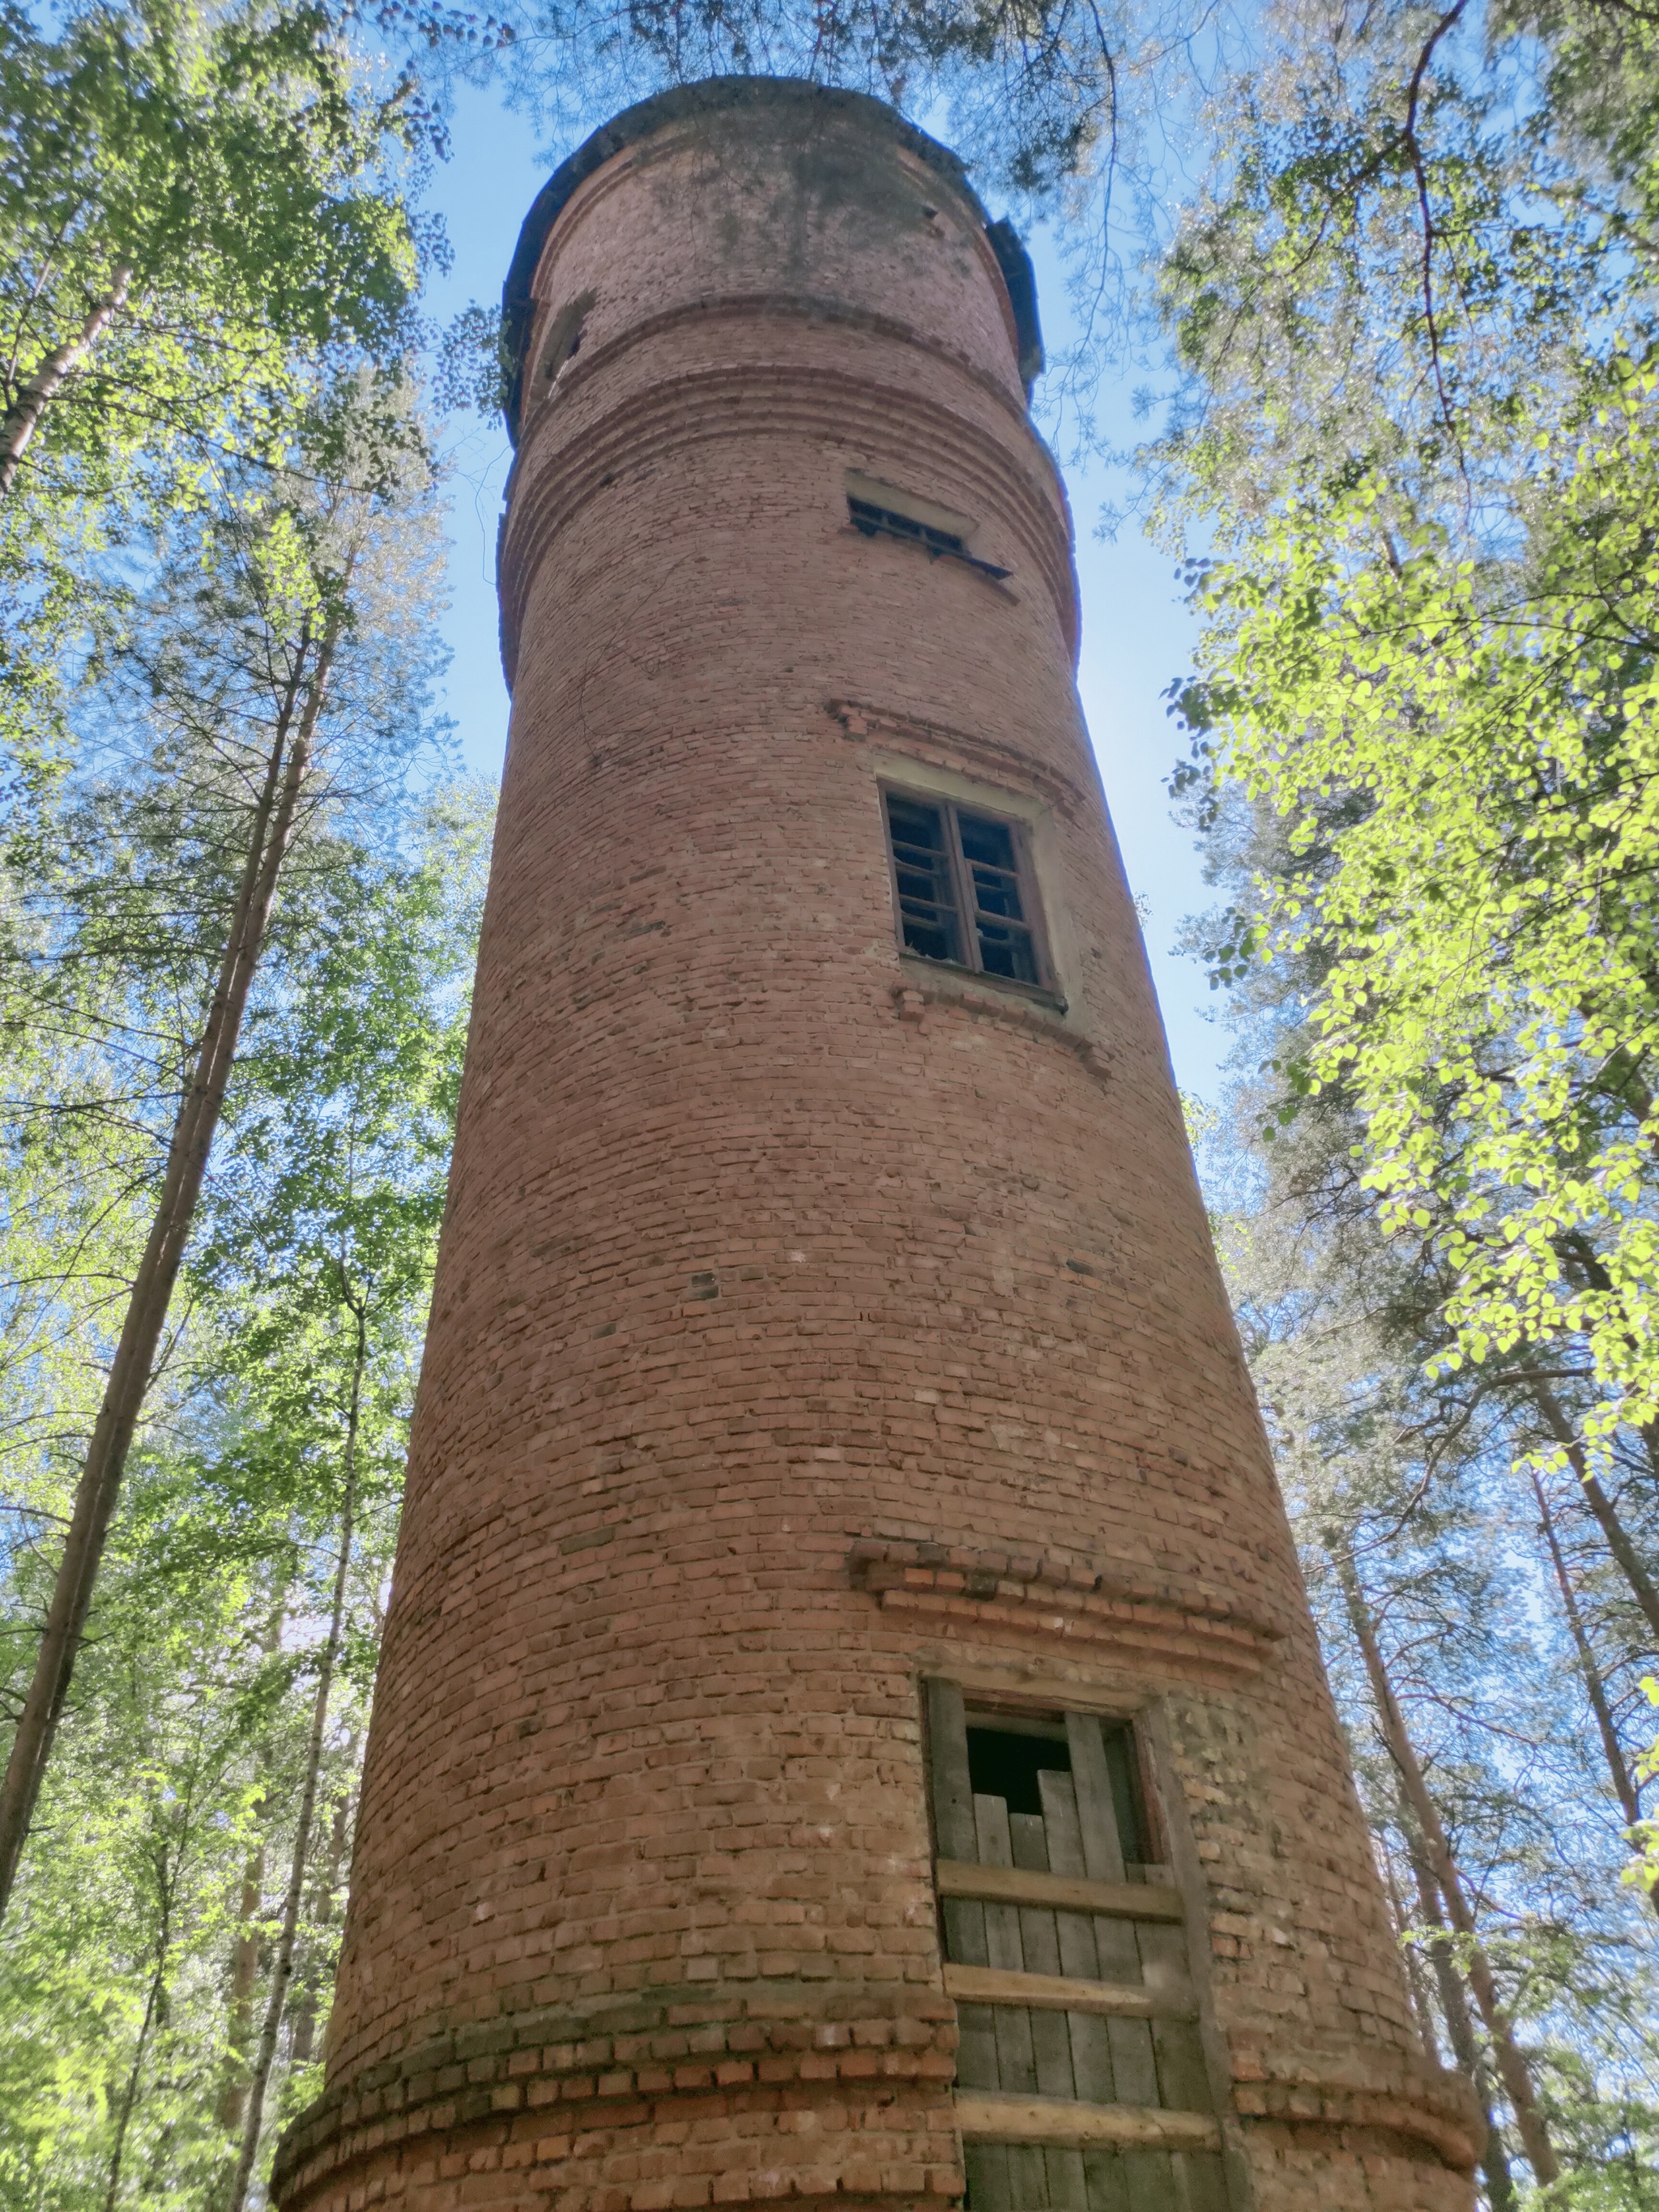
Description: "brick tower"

(275, 78), (1477, 2212)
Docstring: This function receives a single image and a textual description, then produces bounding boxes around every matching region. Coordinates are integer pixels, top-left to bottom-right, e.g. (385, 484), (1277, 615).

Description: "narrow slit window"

(845, 471), (1012, 581)
(539, 289), (595, 392)
(882, 789), (1048, 991)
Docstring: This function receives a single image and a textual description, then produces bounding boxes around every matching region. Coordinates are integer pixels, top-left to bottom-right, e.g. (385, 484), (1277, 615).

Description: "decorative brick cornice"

(829, 697), (1093, 824)
(848, 1539), (1286, 1685)
(276, 1991), (1478, 2209)
(522, 286), (1037, 450)
(499, 356), (1077, 683)
(1230, 2047), (1480, 2175)
(273, 1995), (958, 2210)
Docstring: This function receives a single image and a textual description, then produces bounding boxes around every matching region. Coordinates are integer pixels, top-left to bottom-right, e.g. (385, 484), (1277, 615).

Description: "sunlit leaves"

(1188, 365), (1659, 1446)
(0, 0), (428, 788)
(1154, 0), (1659, 1916)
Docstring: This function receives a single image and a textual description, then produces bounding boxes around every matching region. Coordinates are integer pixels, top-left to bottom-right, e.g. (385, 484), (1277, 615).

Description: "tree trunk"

(218, 1842), (267, 2133)
(0, 622), (339, 1923)
(1550, 1233), (1659, 1498)
(227, 1303), (366, 2212)
(220, 1606), (285, 2130)
(289, 1741), (357, 2071)
(1331, 1540), (1561, 2184)
(1529, 1467), (1648, 1852)
(103, 1955), (163, 2212)
(102, 1826), (178, 2212)
(1529, 1379), (1659, 1650)
(1405, 1839), (1516, 2211)
(1380, 1843), (1439, 2056)
(0, 266), (133, 498)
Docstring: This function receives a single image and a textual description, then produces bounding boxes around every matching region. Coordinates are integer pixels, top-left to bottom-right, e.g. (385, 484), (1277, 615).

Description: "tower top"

(499, 74), (1043, 441)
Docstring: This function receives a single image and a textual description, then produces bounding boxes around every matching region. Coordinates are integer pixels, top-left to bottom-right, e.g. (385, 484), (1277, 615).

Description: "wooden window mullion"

(943, 803), (984, 976)
(1012, 823), (1052, 991)
(881, 784), (1055, 999)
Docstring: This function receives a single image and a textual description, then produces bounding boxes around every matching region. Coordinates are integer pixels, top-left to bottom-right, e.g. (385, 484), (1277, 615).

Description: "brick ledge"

(847, 1539), (1286, 1683)
(1231, 2047), (1480, 2175)
(271, 1995), (958, 2208)
(829, 696), (1092, 824)
(499, 361), (1075, 685)
(887, 977), (1111, 1087)
(273, 1989), (1478, 2203)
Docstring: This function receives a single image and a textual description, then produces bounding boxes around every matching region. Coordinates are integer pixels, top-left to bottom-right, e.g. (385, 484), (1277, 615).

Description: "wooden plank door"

(927, 1682), (1235, 2212)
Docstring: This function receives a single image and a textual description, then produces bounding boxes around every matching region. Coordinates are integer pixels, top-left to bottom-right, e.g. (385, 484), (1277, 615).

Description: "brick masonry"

(274, 79), (1478, 2212)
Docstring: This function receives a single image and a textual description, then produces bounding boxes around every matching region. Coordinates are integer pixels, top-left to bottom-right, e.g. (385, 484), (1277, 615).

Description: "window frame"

(847, 494), (1013, 581)
(880, 781), (1058, 1002)
(844, 471), (1013, 582)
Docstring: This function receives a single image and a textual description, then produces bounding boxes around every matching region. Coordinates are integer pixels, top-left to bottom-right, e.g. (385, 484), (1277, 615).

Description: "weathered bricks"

(274, 77), (1475, 2212)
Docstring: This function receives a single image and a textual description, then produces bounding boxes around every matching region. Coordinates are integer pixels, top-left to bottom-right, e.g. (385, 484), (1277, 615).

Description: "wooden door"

(925, 1681), (1234, 2212)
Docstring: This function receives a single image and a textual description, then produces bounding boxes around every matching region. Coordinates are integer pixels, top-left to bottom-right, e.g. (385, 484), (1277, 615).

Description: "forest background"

(0, 0), (1654, 2203)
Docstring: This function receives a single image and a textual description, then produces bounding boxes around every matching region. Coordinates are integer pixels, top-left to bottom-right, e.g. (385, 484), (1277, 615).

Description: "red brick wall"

(275, 82), (1475, 2212)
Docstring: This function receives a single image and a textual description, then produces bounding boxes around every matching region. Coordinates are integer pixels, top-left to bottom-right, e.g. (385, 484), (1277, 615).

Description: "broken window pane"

(957, 809), (1040, 984)
(847, 493), (1012, 580)
(885, 793), (964, 965)
(882, 787), (1051, 993)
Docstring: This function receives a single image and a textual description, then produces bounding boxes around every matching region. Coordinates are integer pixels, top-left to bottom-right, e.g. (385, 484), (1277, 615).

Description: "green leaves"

(0, 0), (422, 491)
(0, 0), (430, 799)
(1155, 0), (1659, 1978)
(1187, 369), (1659, 1446)
(0, 791), (487, 2207)
(193, 799), (484, 1531)
(0, 339), (469, 2187)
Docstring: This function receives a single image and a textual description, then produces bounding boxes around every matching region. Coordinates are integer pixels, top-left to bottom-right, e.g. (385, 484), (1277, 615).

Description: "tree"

(1151, 0), (1659, 1896)
(0, 0), (434, 803)
(0, 1499), (285, 2208)
(0, 0), (420, 503)
(197, 808), (482, 2203)
(1166, 391), (1659, 1449)
(0, 792), (485, 2206)
(1334, 1533), (1560, 2181)
(0, 380), (449, 1918)
(1193, 1074), (1659, 2195)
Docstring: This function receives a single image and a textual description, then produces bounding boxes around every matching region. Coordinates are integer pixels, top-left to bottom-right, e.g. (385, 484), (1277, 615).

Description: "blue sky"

(419, 84), (1226, 1102)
